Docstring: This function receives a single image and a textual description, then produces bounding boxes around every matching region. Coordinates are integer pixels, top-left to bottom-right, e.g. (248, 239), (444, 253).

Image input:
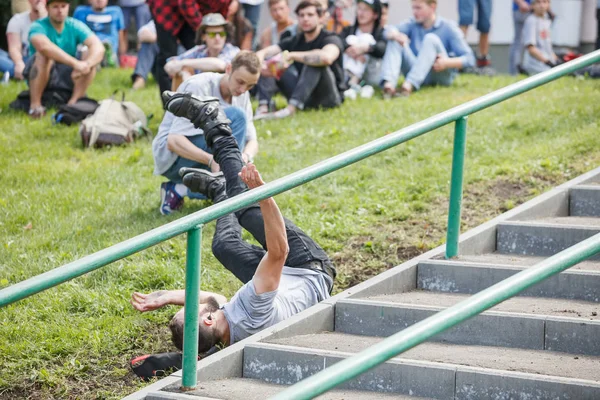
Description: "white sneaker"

(360, 85), (374, 99)
(344, 88), (357, 100)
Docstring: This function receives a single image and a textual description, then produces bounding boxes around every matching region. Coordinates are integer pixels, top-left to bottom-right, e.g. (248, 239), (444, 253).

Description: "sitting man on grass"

(164, 13), (240, 92)
(133, 91), (335, 353)
(26, 0), (105, 118)
(254, 0), (346, 120)
(380, 0), (475, 98)
(152, 51), (260, 215)
(73, 0), (126, 67)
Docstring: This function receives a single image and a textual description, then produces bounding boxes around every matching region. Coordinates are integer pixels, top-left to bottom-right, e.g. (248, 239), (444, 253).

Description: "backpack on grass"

(52, 98), (99, 125)
(79, 91), (152, 148)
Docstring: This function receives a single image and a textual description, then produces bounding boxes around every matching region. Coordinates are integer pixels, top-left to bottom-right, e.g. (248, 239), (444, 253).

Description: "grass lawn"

(0, 68), (599, 399)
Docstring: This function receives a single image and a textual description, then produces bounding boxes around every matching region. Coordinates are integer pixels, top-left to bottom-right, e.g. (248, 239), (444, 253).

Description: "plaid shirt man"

(149, 0), (230, 35)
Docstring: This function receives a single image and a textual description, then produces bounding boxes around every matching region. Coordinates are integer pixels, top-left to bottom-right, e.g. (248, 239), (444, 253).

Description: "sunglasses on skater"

(206, 31), (227, 38)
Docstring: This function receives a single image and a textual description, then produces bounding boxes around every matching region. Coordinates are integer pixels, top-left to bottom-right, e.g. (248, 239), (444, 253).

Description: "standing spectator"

(521, 0), (557, 75)
(118, 0), (151, 54)
(131, 20), (158, 89)
(2, 0), (47, 81)
(148, 0), (230, 95)
(258, 0), (296, 49)
(458, 0), (492, 68)
(380, 0), (475, 98)
(74, 0), (125, 67)
(339, 0), (385, 96)
(25, 0), (105, 117)
(255, 0), (345, 120)
(227, 0), (254, 50)
(239, 0), (264, 38)
(510, 0), (531, 75)
(152, 51), (261, 215)
(164, 13), (240, 90)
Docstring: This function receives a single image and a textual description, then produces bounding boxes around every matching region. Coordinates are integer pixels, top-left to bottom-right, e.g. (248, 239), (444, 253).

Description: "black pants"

(210, 136), (335, 286)
(257, 64), (342, 110)
(154, 21), (196, 94)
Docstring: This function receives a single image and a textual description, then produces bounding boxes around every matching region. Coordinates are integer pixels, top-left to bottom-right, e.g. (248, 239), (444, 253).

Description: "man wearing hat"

(25, 0), (105, 118)
(148, 0), (230, 95)
(339, 0), (386, 97)
(164, 13), (240, 91)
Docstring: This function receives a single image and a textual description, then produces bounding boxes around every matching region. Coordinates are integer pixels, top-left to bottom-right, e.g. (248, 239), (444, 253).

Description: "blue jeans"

(381, 34), (457, 90)
(122, 4), (151, 30)
(241, 3), (262, 34)
(133, 42), (159, 81)
(509, 10), (529, 75)
(458, 0), (492, 33)
(0, 49), (15, 76)
(162, 106), (247, 196)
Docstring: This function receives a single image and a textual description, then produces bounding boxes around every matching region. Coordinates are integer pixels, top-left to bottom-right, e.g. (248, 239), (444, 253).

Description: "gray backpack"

(79, 92), (151, 148)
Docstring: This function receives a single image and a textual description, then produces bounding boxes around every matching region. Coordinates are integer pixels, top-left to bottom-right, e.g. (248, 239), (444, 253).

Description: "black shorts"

(23, 53), (75, 91)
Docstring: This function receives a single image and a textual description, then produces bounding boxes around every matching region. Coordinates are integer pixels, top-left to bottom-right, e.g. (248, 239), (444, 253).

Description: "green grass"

(1, 68), (599, 399)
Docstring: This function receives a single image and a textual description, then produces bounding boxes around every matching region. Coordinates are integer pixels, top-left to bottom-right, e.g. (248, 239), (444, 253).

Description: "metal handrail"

(2, 50), (599, 390)
(271, 233), (600, 399)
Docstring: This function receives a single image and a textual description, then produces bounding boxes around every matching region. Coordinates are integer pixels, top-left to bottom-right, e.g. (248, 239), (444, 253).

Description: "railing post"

(181, 225), (203, 391)
(446, 117), (468, 259)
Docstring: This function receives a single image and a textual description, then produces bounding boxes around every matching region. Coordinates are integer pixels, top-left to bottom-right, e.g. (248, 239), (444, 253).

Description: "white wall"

(259, 0), (598, 46)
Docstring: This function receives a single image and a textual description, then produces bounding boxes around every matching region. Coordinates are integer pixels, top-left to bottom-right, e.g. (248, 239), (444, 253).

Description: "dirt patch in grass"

(332, 174), (560, 293)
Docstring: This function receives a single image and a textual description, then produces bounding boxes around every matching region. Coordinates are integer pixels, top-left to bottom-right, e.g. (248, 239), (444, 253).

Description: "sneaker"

(160, 182), (184, 215)
(179, 168), (225, 201)
(476, 55), (491, 68)
(28, 106), (47, 119)
(161, 91), (231, 146)
(1, 71), (9, 84)
(360, 85), (374, 99)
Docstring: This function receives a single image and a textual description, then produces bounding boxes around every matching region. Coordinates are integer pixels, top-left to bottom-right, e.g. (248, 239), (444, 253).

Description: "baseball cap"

(357, 0), (382, 13)
(46, 0), (70, 5)
(201, 13), (228, 27)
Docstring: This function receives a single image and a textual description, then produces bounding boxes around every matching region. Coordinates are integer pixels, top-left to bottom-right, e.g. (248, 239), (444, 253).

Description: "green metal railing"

(1, 50), (599, 391)
(271, 233), (600, 399)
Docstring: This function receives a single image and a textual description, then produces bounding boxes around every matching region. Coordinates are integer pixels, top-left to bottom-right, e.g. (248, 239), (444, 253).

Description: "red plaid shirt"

(149, 0), (230, 35)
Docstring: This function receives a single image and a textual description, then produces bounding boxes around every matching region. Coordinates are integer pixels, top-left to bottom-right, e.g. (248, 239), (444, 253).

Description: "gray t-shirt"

(222, 267), (331, 344)
(152, 73), (257, 175)
(7, 11), (33, 57)
(522, 13), (553, 74)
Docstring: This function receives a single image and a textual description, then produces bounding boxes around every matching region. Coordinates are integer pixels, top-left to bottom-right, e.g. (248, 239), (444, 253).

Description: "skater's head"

(169, 296), (223, 353)
(223, 51), (261, 97)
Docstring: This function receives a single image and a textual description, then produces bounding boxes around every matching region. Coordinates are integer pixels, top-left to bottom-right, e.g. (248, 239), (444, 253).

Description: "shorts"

(23, 53), (75, 91)
(458, 0), (492, 33)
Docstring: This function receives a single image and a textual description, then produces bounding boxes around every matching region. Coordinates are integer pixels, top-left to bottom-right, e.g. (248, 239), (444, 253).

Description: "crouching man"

(132, 91), (336, 353)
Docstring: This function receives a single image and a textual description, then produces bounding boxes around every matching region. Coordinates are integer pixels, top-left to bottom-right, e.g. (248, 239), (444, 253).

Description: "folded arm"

(288, 43), (340, 67)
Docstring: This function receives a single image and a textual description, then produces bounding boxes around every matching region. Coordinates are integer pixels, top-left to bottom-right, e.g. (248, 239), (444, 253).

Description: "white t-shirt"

(152, 73), (258, 175)
(6, 11), (33, 57)
(239, 0), (264, 5)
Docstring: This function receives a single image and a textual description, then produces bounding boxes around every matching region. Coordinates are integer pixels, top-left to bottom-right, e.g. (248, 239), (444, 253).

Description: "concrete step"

(162, 377), (433, 400)
(570, 185), (600, 217)
(250, 336), (600, 399)
(417, 259), (600, 301)
(452, 253), (600, 272)
(335, 295), (600, 355)
(496, 217), (600, 258)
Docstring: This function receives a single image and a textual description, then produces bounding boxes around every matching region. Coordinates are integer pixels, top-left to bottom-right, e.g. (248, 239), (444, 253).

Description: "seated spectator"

(164, 13), (240, 91)
(2, 0), (47, 81)
(509, 0), (531, 75)
(380, 0), (475, 98)
(152, 51), (261, 215)
(118, 0), (151, 54)
(25, 0), (105, 118)
(74, 0), (125, 67)
(131, 20), (157, 89)
(325, 0), (351, 34)
(227, 0), (254, 50)
(380, 0), (388, 26)
(521, 0), (557, 75)
(258, 0), (297, 49)
(458, 0), (492, 68)
(339, 0), (385, 98)
(255, 0), (346, 120)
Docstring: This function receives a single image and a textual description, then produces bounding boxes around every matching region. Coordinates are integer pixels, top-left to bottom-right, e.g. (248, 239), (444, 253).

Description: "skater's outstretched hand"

(239, 163), (265, 189)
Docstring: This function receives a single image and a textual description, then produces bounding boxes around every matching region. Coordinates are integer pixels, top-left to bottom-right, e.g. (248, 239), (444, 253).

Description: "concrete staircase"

(126, 168), (600, 400)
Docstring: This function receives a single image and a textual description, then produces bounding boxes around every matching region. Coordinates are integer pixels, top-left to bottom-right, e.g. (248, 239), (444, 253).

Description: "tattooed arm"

(288, 44), (341, 67)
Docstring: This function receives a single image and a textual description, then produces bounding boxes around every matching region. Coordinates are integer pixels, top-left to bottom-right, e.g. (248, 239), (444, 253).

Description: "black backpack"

(52, 98), (100, 125)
